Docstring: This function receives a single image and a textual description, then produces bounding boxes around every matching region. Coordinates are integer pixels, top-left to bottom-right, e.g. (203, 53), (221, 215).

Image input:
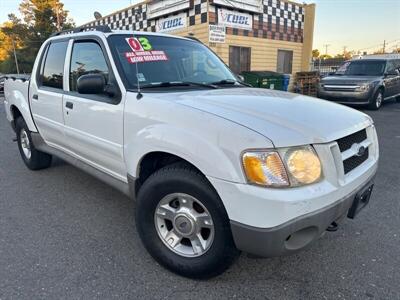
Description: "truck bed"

(3, 74), (36, 132)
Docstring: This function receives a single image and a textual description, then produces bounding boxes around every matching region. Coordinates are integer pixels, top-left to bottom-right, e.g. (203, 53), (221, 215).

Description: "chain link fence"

(310, 58), (346, 77)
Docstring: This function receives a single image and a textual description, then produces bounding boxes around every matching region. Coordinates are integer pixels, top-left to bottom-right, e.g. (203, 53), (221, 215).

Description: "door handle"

(32, 94), (38, 100)
(65, 101), (74, 109)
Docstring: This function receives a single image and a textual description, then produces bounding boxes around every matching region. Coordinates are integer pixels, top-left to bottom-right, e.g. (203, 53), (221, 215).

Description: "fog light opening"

(284, 226), (318, 250)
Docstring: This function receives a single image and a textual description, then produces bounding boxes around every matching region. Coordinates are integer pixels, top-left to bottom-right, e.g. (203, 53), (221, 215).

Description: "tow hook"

(326, 221), (339, 232)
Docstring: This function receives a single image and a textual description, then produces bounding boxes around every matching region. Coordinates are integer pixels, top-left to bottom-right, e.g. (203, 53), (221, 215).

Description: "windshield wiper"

(140, 81), (218, 89)
(211, 79), (238, 85)
(211, 79), (251, 87)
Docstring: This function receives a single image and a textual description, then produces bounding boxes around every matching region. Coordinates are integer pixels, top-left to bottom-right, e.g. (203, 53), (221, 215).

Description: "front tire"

(135, 164), (240, 279)
(15, 117), (52, 170)
(368, 89), (383, 110)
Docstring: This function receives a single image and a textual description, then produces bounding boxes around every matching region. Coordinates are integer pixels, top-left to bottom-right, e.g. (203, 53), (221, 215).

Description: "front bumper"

(230, 177), (374, 257)
(208, 125), (379, 257)
(318, 89), (373, 104)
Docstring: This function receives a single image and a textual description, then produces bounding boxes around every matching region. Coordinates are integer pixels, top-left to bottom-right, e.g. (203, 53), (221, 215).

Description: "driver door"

(63, 39), (126, 180)
(384, 60), (400, 98)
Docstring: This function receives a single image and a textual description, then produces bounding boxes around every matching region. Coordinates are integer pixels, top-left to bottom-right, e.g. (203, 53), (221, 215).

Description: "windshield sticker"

(137, 73), (146, 82)
(125, 50), (168, 64)
(126, 37), (153, 52)
(125, 37), (168, 63)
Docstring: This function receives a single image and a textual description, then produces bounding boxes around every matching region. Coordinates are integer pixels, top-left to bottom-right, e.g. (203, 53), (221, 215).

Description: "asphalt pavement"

(0, 95), (399, 299)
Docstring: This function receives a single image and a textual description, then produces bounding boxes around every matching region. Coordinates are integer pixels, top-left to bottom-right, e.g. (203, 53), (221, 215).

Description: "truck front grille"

(336, 129), (369, 174)
(336, 129), (367, 152)
(343, 148), (369, 174)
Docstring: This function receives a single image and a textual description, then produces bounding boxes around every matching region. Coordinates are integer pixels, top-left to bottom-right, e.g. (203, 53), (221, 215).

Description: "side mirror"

(77, 74), (105, 94)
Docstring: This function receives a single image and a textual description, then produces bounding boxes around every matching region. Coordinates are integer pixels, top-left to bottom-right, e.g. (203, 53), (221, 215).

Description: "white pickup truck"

(4, 26), (379, 279)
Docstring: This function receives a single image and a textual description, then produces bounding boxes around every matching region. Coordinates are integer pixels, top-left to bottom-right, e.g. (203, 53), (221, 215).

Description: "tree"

(0, 22), (15, 61)
(319, 54), (332, 60)
(334, 51), (353, 60)
(0, 0), (74, 74)
(312, 49), (320, 58)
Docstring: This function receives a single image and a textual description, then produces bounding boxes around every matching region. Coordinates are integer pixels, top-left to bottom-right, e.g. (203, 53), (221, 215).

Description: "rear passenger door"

(63, 38), (126, 179)
(30, 40), (68, 147)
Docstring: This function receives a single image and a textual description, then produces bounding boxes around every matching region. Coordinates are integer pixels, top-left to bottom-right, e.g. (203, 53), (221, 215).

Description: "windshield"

(108, 34), (238, 89)
(335, 60), (386, 76)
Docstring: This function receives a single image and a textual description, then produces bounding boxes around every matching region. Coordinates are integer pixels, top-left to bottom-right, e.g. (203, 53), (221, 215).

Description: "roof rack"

(50, 25), (112, 37)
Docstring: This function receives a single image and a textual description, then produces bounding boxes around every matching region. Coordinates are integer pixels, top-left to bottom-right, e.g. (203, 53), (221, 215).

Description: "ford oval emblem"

(357, 146), (366, 157)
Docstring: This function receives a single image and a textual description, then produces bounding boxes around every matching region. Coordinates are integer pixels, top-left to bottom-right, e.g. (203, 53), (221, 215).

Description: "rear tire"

(135, 163), (240, 279)
(368, 89), (383, 110)
(15, 117), (52, 170)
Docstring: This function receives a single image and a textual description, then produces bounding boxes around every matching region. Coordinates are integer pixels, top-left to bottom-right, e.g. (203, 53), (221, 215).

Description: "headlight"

(242, 146), (322, 187)
(355, 83), (371, 92)
(284, 146), (322, 185)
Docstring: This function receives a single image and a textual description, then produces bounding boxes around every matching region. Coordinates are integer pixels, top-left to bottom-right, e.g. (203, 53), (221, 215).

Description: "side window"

(69, 41), (109, 93)
(386, 61), (395, 72)
(396, 60), (400, 71)
(386, 60), (400, 75)
(41, 41), (68, 89)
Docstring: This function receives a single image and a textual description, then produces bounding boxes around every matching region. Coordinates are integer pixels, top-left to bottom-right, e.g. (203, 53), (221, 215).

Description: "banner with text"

(209, 25), (226, 43)
(156, 13), (187, 33)
(217, 8), (253, 30)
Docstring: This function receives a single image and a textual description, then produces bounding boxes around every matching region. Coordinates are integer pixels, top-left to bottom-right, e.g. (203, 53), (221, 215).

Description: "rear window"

(41, 41), (68, 89)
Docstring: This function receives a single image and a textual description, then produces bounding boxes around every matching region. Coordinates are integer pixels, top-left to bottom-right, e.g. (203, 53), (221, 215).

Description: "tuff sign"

(157, 14), (186, 32)
(217, 8), (253, 30)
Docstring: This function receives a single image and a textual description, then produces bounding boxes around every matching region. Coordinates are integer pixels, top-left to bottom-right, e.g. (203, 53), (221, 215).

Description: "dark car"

(318, 57), (400, 110)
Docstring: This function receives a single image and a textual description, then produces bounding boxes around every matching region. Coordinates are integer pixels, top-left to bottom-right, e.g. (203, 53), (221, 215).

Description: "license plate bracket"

(347, 183), (374, 219)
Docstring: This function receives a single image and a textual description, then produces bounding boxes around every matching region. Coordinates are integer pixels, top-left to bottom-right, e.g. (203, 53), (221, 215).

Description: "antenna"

(131, 30), (143, 100)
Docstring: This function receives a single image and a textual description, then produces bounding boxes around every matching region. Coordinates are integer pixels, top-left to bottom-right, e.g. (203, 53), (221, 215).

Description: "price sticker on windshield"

(125, 37), (168, 63)
(126, 37), (153, 52)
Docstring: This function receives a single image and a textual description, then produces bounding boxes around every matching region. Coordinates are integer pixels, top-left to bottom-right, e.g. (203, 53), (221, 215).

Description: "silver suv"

(318, 57), (400, 110)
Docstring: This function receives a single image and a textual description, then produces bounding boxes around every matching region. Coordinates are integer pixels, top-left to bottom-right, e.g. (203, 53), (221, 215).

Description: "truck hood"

(321, 75), (381, 85)
(170, 88), (372, 147)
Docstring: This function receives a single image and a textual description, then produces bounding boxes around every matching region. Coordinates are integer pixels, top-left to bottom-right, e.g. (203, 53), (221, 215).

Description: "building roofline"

(80, 0), (149, 27)
(81, 0), (314, 28)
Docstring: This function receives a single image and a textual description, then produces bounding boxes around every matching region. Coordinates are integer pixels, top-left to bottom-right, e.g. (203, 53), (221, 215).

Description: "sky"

(1, 0), (399, 55)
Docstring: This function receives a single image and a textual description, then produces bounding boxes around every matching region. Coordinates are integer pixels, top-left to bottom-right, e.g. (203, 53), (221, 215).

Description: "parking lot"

(0, 95), (399, 299)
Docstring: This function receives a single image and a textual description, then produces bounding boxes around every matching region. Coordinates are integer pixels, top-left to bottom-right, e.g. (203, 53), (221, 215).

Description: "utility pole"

(11, 38), (20, 75)
(383, 40), (386, 54)
(323, 44), (330, 55)
(343, 46), (347, 55)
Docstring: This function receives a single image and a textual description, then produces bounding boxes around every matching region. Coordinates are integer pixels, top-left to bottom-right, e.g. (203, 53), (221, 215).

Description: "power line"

(357, 38), (400, 51)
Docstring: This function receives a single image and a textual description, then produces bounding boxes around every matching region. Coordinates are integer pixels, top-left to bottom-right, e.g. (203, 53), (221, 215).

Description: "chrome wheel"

(20, 129), (31, 160)
(376, 92), (383, 108)
(154, 193), (215, 257)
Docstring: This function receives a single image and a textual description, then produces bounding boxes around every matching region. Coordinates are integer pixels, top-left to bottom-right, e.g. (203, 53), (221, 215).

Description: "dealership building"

(85, 0), (315, 80)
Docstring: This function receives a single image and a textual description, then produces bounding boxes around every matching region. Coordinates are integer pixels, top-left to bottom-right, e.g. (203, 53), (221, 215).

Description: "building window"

(229, 46), (251, 74)
(277, 50), (293, 74)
